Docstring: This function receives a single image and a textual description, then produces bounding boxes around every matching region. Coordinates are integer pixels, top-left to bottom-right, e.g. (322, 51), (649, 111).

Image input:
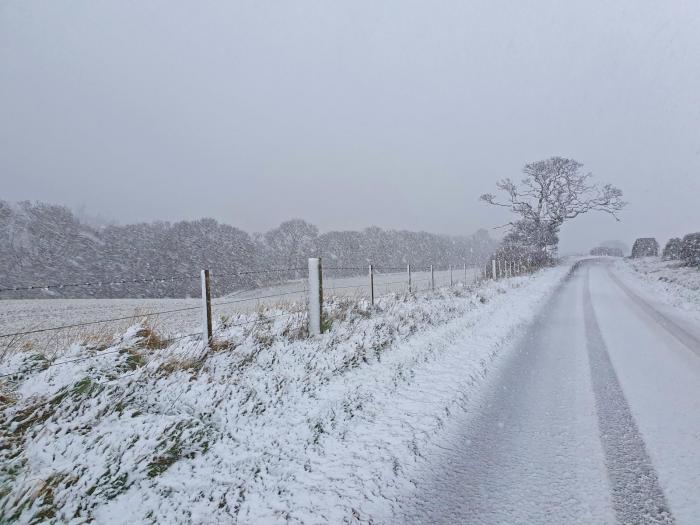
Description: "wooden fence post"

(308, 258), (323, 335)
(407, 264), (412, 293)
(430, 264), (435, 291)
(201, 269), (213, 347)
(369, 264), (374, 306)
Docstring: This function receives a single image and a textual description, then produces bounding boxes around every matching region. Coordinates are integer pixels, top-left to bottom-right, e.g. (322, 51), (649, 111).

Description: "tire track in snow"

(583, 268), (675, 524)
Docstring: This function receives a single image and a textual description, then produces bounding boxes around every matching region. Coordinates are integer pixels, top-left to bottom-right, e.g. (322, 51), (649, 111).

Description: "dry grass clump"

(134, 327), (169, 350)
(248, 323), (276, 349)
(77, 323), (116, 351)
(281, 316), (308, 341)
(0, 388), (17, 407)
(323, 298), (372, 329)
(208, 338), (234, 353)
(156, 357), (202, 375)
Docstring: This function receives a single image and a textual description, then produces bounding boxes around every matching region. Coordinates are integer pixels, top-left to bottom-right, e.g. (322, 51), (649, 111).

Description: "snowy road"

(399, 259), (700, 524)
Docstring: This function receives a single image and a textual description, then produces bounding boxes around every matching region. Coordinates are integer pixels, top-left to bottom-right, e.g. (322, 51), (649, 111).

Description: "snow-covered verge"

(1, 265), (571, 524)
(615, 257), (700, 322)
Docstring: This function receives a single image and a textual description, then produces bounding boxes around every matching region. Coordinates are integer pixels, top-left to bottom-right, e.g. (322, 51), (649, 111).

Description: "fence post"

(407, 264), (412, 293)
(201, 269), (213, 347)
(430, 264), (435, 291)
(369, 264), (374, 306)
(492, 259), (497, 280)
(308, 257), (323, 335)
(449, 265), (453, 287)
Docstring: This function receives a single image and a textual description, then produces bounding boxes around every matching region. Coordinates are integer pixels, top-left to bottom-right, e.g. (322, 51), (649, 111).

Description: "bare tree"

(480, 156), (626, 254)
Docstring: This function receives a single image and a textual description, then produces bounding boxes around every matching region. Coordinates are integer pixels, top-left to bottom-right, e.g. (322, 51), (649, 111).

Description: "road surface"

(398, 259), (700, 524)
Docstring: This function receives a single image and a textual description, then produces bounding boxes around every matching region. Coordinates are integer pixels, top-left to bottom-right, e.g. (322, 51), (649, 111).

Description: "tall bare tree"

(480, 156), (626, 254)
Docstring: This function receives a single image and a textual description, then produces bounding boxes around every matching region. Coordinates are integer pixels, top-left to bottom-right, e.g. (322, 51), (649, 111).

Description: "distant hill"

(0, 200), (498, 298)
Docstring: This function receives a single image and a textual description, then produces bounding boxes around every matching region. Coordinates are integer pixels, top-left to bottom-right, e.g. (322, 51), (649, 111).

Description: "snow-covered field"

(1, 265), (562, 524)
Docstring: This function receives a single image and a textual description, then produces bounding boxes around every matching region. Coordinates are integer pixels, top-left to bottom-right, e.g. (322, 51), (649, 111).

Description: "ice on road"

(397, 259), (700, 524)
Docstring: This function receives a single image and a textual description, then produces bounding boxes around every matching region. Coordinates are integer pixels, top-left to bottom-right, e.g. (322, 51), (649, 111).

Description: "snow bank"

(615, 257), (700, 322)
(1, 265), (570, 524)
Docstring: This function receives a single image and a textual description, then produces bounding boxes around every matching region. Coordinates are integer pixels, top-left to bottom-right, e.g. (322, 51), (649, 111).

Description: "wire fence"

(0, 257), (533, 377)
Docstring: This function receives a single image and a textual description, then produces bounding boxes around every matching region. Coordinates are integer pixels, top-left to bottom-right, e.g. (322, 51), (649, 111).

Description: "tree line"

(638, 234), (700, 266)
(0, 200), (498, 299)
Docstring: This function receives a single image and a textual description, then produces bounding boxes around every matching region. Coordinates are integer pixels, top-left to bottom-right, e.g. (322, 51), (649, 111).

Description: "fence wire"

(0, 275), (201, 294)
(1, 259), (534, 376)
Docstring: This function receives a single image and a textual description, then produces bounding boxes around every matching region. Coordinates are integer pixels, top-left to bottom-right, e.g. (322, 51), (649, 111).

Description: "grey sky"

(1, 0), (699, 253)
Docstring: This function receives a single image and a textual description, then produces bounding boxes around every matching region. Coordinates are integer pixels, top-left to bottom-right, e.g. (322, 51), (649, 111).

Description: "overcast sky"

(1, 0), (699, 252)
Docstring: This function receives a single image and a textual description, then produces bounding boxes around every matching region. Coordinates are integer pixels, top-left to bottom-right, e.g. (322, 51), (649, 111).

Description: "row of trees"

(622, 234), (700, 266)
(0, 200), (498, 299)
(662, 234), (700, 265)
